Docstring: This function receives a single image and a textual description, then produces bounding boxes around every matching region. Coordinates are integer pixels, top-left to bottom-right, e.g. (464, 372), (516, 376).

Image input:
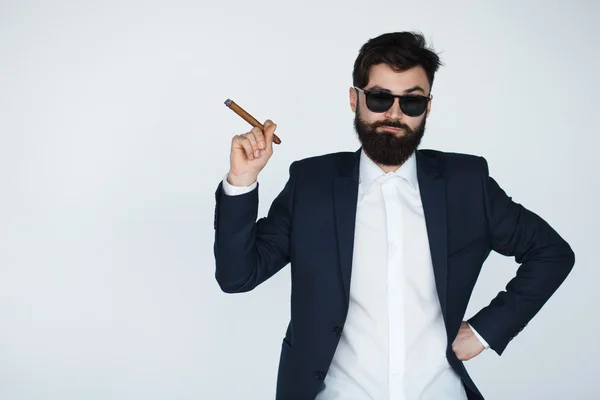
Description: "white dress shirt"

(221, 149), (489, 399)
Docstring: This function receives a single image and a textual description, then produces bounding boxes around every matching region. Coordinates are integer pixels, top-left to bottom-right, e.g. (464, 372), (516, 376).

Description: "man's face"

(350, 64), (432, 167)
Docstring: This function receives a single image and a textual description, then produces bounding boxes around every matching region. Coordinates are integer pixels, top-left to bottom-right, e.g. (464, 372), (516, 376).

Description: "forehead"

(366, 63), (430, 93)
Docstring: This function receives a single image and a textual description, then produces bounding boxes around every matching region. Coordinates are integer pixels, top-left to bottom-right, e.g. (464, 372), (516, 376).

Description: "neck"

(378, 163), (400, 174)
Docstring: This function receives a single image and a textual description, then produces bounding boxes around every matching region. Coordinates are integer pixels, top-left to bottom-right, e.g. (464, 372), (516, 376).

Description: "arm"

(213, 162), (297, 293)
(467, 157), (575, 355)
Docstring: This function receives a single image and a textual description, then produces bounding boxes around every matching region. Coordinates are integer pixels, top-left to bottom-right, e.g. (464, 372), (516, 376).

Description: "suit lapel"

(416, 151), (449, 324)
(333, 149), (361, 307)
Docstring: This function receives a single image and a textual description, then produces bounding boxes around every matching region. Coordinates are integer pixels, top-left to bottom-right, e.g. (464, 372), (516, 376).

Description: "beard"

(353, 106), (427, 166)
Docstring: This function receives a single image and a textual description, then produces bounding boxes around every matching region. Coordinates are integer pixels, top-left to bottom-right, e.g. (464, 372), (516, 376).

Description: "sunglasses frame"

(353, 86), (432, 116)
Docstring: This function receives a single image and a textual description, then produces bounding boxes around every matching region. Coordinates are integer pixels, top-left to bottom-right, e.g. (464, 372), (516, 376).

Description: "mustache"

(372, 120), (411, 131)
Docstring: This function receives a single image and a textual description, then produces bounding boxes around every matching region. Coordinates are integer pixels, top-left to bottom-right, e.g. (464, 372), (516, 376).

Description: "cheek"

(406, 116), (424, 129)
(357, 107), (378, 124)
(364, 113), (385, 126)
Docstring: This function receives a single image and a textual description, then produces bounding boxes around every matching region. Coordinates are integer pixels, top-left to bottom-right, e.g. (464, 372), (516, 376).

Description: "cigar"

(224, 99), (282, 145)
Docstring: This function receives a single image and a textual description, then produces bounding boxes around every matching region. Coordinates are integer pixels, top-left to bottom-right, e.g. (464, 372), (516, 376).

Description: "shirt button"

(332, 327), (342, 337)
(315, 371), (325, 380)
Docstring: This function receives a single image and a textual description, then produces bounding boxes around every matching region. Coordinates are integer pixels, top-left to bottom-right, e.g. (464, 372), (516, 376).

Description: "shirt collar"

(359, 148), (419, 192)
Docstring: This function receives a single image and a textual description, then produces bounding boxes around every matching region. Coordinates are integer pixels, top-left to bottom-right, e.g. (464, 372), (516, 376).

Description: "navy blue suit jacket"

(213, 148), (574, 399)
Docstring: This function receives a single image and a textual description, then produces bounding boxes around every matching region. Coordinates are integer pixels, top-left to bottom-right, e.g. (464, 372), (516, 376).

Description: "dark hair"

(352, 32), (443, 90)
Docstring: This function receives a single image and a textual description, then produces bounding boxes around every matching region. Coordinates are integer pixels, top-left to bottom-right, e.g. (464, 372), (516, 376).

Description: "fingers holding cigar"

(243, 127), (263, 159)
(228, 120), (277, 185)
(225, 99), (280, 183)
(244, 120), (276, 158)
(262, 119), (277, 151)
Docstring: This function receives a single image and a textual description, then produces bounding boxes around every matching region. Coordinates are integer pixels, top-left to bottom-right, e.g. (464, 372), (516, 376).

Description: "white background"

(1, 1), (598, 399)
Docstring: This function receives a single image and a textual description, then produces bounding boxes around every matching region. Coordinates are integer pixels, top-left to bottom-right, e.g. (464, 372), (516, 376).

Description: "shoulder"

(294, 150), (355, 165)
(418, 149), (489, 178)
(289, 150), (357, 176)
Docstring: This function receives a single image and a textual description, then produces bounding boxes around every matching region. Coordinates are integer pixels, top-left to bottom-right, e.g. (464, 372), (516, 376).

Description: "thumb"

(263, 119), (277, 152)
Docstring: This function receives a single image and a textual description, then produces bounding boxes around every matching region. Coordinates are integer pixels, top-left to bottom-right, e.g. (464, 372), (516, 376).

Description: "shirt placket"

(381, 176), (405, 399)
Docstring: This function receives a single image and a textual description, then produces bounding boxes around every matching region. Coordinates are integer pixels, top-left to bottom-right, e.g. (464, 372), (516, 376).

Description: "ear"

(426, 94), (433, 116)
(349, 87), (357, 113)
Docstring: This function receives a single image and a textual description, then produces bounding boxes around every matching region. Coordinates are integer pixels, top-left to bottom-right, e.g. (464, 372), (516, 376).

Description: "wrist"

(227, 172), (257, 187)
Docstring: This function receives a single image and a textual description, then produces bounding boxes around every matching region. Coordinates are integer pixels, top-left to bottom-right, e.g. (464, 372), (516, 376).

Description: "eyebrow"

(368, 85), (427, 94)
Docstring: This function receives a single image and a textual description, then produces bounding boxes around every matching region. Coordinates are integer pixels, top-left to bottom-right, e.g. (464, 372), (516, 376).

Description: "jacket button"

(333, 327), (342, 337)
(315, 371), (325, 380)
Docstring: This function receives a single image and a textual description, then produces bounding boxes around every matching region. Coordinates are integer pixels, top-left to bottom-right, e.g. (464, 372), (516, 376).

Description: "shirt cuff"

(221, 173), (257, 196)
(468, 322), (490, 349)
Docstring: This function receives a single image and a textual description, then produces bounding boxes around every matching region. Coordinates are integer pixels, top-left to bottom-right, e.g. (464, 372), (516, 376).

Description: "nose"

(384, 97), (403, 120)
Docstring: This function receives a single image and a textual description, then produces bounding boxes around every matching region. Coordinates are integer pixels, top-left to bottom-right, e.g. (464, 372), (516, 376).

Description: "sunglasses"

(354, 86), (431, 117)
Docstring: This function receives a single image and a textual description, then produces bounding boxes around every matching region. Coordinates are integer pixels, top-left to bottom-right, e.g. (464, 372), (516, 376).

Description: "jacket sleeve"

(213, 162), (297, 293)
(467, 157), (575, 355)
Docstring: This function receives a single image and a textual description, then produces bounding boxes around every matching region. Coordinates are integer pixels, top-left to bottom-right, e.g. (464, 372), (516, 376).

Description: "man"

(213, 32), (575, 399)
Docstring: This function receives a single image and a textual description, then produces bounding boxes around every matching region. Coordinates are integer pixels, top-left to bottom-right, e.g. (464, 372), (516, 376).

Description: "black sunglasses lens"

(400, 96), (428, 117)
(364, 91), (428, 116)
(365, 92), (394, 113)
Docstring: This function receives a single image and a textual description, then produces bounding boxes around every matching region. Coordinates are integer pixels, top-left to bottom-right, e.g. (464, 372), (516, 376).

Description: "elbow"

(217, 279), (253, 294)
(215, 275), (239, 293)
(557, 240), (575, 279)
(218, 283), (244, 294)
(214, 268), (255, 294)
(216, 278), (246, 294)
(561, 234), (575, 267)
(566, 244), (575, 272)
